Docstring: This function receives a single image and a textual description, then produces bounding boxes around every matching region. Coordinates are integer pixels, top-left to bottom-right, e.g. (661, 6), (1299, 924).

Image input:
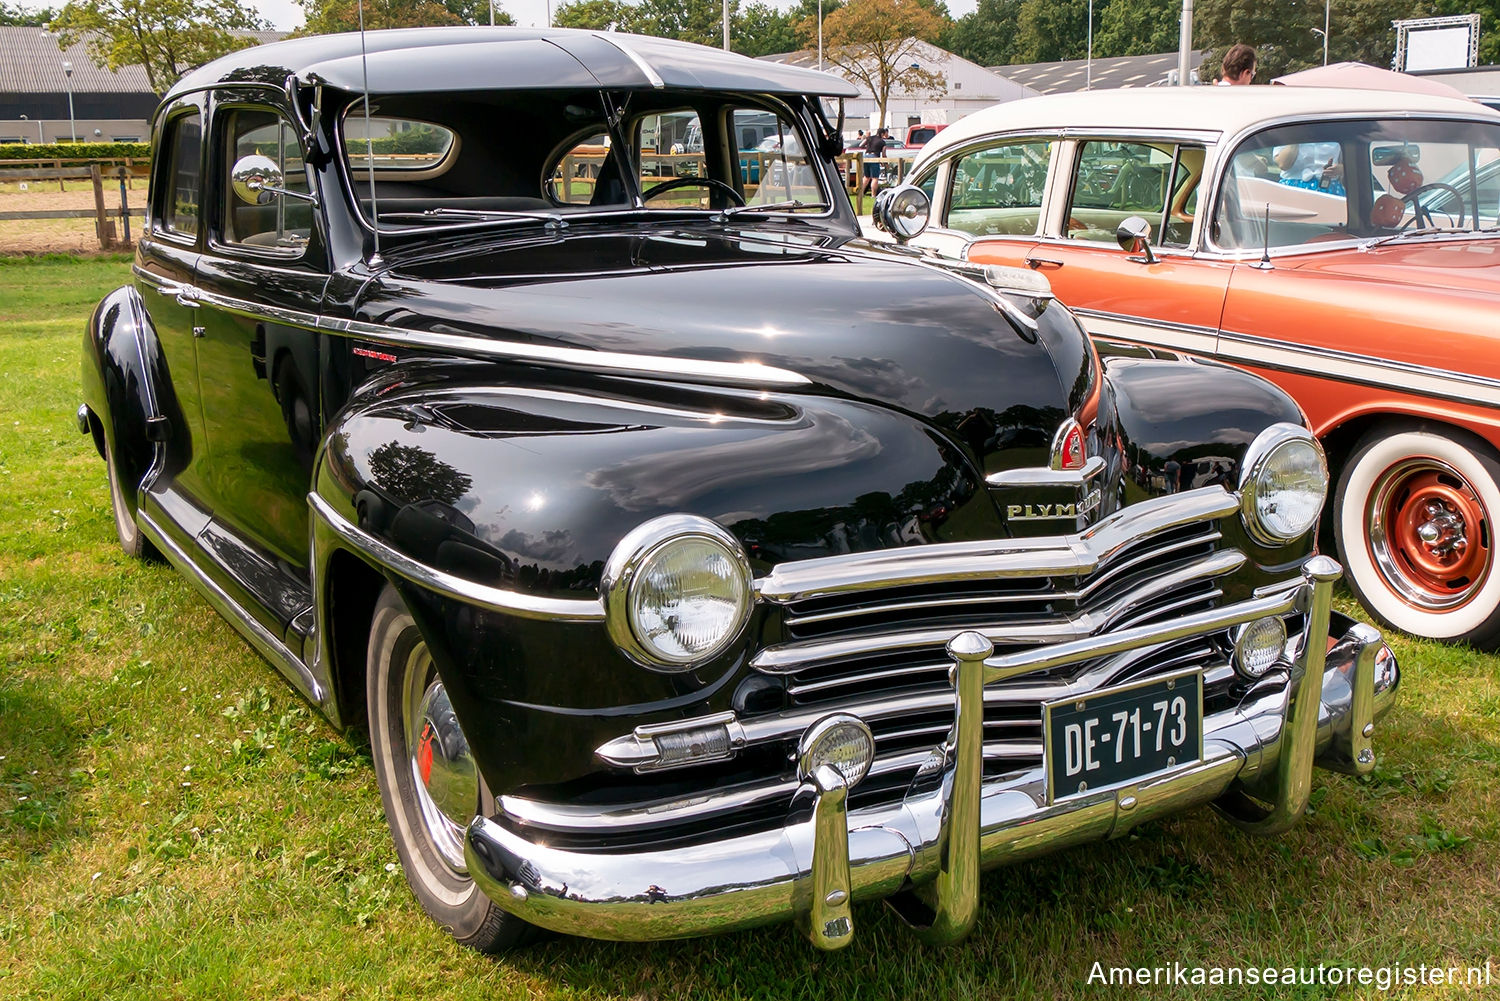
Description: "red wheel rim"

(1368, 458), (1492, 611)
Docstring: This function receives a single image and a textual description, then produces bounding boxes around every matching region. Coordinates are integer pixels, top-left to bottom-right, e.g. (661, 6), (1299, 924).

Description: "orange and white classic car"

(899, 86), (1500, 648)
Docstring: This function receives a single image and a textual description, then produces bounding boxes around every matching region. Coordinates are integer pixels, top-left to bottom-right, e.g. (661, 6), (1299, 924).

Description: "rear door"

(970, 137), (1232, 355)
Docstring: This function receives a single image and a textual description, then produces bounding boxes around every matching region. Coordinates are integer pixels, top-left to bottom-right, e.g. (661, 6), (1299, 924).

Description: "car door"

(135, 98), (214, 527)
(969, 137), (1233, 357)
(910, 135), (1058, 263)
(191, 96), (329, 636)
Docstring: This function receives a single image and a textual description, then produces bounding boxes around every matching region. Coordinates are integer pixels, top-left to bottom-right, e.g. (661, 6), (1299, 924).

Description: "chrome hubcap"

(1368, 458), (1491, 611)
(403, 651), (477, 874)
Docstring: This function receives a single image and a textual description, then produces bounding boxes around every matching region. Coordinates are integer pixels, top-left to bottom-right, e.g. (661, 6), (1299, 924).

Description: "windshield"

(1213, 117), (1500, 251)
(340, 89), (832, 230)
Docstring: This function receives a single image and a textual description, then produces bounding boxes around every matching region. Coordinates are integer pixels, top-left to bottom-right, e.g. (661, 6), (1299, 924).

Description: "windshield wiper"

(720, 200), (830, 218)
(1361, 225), (1472, 250)
(379, 208), (569, 229)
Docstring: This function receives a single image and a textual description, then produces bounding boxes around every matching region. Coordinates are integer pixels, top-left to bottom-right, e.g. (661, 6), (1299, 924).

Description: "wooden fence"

(0, 164), (143, 250)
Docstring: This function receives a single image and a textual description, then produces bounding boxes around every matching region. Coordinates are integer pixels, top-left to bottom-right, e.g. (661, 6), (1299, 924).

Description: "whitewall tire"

(1335, 426), (1500, 649)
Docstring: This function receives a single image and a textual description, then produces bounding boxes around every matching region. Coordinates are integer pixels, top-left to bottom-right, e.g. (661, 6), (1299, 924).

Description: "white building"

(759, 39), (1039, 132)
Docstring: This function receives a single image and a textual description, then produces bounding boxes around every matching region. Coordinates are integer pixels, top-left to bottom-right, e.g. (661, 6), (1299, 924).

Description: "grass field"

(1, 255), (1497, 999)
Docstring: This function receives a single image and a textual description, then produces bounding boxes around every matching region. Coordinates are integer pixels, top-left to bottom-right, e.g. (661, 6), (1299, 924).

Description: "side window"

(157, 111), (202, 238)
(221, 108), (311, 251)
(341, 116), (456, 173)
(731, 108), (823, 209)
(945, 139), (1052, 237)
(1066, 141), (1175, 243)
(1214, 126), (1351, 251)
(549, 132), (614, 205)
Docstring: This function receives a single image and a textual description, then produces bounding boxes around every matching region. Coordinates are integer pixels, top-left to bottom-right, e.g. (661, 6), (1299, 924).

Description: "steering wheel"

(642, 176), (745, 207)
(1401, 181), (1465, 230)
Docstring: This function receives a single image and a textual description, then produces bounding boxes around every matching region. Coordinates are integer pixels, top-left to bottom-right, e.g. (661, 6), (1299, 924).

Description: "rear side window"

(945, 138), (1052, 236)
(159, 112), (202, 238)
(342, 115), (457, 174)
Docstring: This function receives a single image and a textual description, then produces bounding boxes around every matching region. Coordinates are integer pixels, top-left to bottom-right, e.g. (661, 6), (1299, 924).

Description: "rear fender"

(81, 286), (174, 508)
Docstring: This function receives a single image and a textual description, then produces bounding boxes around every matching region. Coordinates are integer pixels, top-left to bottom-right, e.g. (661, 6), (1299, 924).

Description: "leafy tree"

(1094, 0), (1179, 57)
(367, 441), (472, 506)
(553, 0), (636, 30)
(940, 0), (1021, 67)
(1013, 0), (1088, 63)
(632, 0), (734, 47)
(736, 1), (801, 56)
(50, 0), (267, 93)
(817, 0), (949, 127)
(296, 0), (513, 33)
(0, 2), (57, 24)
(1194, 0), (1438, 80)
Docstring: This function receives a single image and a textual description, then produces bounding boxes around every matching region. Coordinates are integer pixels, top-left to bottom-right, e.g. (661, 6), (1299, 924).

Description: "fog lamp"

(1233, 616), (1288, 678)
(797, 715), (875, 788)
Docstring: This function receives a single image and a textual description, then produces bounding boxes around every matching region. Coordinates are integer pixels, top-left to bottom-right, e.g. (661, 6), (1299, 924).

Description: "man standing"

(861, 127), (888, 197)
(1219, 44), (1257, 85)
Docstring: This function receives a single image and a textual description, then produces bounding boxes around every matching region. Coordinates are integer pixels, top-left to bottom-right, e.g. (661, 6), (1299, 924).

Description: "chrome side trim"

(307, 492), (605, 622)
(986, 454), (1107, 488)
(137, 500), (328, 708)
(133, 264), (812, 389)
(755, 486), (1241, 603)
(751, 548), (1243, 673)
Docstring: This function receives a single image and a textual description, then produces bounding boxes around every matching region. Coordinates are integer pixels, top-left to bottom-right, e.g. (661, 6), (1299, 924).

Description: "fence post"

(116, 166), (132, 246)
(90, 164), (112, 249)
(55, 158), (64, 192)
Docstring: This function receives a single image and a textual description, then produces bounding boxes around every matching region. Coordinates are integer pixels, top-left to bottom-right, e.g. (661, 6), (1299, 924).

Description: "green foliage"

(0, 141), (152, 161)
(1194, 0), (1435, 81)
(945, 0), (1177, 67)
(820, 0), (949, 126)
(0, 1), (56, 24)
(553, 0), (834, 55)
(553, 0), (632, 29)
(1094, 0), (1179, 58)
(940, 0), (1022, 67)
(50, 0), (268, 94)
(295, 0), (512, 33)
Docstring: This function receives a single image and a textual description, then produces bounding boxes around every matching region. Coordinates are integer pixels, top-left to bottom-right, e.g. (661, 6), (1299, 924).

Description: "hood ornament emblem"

(1051, 418), (1086, 471)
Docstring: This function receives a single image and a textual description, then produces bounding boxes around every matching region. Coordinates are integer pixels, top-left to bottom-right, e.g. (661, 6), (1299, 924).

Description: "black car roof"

(166, 26), (860, 101)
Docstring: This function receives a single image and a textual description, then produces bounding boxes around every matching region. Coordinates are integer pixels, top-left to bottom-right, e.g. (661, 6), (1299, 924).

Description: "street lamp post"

(62, 60), (76, 142)
(19, 114), (43, 143)
(817, 0), (823, 70)
(1311, 27), (1328, 66)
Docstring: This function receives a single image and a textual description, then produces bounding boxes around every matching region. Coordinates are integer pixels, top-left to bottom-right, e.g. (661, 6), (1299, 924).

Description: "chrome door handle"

(175, 287), (201, 307)
(1026, 257), (1064, 270)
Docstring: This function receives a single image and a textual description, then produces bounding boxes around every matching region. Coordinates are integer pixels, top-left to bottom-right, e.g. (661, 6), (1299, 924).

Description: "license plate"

(1044, 669), (1203, 803)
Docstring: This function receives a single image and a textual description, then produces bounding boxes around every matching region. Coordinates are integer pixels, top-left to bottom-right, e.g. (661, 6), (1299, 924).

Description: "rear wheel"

(367, 585), (532, 951)
(104, 435), (157, 560)
(1335, 426), (1500, 649)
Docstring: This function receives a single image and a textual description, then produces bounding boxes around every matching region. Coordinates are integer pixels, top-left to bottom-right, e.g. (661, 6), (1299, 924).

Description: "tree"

(736, 1), (801, 56)
(632, 0), (734, 47)
(0, 2), (57, 24)
(940, 0), (1021, 67)
(1093, 0), (1179, 58)
(296, 0), (512, 33)
(1012, 0), (1088, 63)
(817, 0), (949, 127)
(1194, 0), (1435, 80)
(50, 0), (267, 94)
(553, 0), (636, 30)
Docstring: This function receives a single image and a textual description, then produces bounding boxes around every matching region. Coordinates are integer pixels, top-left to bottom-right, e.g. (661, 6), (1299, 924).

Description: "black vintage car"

(80, 27), (1398, 952)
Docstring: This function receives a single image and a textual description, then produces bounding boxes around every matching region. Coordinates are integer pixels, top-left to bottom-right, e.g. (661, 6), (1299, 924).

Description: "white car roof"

(917, 85), (1500, 169)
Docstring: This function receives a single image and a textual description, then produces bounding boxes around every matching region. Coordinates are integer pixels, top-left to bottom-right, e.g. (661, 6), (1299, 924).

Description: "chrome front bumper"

(465, 557), (1398, 948)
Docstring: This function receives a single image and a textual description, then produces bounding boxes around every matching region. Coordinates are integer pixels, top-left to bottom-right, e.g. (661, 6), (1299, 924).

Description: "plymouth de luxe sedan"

(79, 29), (1397, 952)
(904, 87), (1500, 649)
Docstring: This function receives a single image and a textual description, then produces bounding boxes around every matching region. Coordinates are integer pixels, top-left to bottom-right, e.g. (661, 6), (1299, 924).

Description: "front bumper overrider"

(465, 556), (1398, 949)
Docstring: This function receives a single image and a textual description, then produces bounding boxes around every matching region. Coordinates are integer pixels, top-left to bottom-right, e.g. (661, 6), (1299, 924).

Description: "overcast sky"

(247, 0), (979, 32)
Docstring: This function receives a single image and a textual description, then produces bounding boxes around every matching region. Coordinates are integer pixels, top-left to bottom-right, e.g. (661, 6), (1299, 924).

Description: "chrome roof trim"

(597, 33), (665, 89)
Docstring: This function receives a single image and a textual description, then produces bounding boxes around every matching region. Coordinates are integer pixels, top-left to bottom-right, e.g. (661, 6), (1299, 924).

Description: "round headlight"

(1239, 423), (1328, 546)
(873, 184), (930, 242)
(602, 515), (753, 671)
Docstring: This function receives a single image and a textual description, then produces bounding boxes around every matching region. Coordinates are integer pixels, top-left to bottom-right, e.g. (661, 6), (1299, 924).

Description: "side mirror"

(873, 184), (931, 243)
(1116, 215), (1157, 264)
(231, 153), (317, 206)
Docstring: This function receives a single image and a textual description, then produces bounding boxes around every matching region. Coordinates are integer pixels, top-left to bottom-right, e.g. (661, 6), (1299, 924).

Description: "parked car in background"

(905, 87), (1500, 648)
(81, 30), (1396, 956)
(905, 122), (948, 148)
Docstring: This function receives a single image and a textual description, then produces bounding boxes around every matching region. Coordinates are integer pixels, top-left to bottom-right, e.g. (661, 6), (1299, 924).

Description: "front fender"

(80, 285), (174, 508)
(310, 361), (991, 792)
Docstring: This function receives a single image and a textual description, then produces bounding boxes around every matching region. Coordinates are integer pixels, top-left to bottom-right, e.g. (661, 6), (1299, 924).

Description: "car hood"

(353, 229), (1094, 474)
(1287, 238), (1500, 295)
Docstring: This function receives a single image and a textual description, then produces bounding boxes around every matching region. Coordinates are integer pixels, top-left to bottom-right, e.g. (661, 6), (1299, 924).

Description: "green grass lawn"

(1, 255), (1497, 1000)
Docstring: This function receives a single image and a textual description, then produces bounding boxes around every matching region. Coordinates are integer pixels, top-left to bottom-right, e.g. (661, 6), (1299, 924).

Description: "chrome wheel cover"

(402, 646), (478, 875)
(1367, 457), (1493, 612)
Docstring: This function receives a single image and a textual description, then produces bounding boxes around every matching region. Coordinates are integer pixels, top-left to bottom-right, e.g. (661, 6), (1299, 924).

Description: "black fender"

(309, 359), (991, 793)
(80, 286), (176, 511)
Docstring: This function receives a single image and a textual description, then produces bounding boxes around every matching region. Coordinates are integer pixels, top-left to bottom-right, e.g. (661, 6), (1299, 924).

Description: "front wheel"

(367, 585), (532, 951)
(1335, 426), (1500, 649)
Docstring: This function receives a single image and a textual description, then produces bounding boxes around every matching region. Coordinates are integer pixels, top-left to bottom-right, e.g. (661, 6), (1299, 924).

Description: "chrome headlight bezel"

(1238, 423), (1329, 547)
(601, 514), (754, 672)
